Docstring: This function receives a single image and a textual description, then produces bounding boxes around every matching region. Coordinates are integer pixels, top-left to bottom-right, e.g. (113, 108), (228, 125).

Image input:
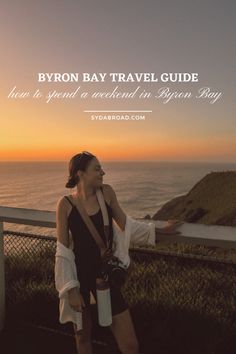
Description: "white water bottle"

(96, 277), (112, 326)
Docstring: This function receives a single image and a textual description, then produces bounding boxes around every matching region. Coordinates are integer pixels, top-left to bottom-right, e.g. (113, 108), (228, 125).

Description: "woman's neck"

(74, 184), (96, 201)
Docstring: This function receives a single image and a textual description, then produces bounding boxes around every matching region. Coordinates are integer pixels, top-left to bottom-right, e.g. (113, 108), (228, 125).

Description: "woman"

(56, 151), (183, 354)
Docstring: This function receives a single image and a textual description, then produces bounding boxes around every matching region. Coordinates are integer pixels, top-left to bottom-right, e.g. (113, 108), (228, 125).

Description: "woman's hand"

(155, 219), (184, 243)
(68, 287), (86, 312)
(163, 219), (184, 234)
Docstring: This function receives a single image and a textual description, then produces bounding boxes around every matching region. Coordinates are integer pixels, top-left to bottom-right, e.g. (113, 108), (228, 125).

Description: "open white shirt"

(54, 214), (156, 331)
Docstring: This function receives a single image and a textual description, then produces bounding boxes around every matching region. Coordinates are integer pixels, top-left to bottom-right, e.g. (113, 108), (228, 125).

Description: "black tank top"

(64, 191), (113, 289)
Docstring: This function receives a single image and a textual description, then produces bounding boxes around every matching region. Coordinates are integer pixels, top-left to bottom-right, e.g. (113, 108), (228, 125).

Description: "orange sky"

(1, 1), (235, 162)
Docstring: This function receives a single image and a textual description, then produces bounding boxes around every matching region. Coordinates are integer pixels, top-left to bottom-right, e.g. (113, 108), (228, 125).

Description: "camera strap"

(73, 187), (110, 258)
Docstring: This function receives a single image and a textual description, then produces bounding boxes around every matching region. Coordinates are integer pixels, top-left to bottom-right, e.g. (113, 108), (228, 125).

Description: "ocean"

(0, 161), (235, 236)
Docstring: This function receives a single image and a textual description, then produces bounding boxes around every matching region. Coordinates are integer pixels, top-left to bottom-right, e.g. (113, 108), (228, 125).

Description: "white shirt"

(54, 214), (156, 331)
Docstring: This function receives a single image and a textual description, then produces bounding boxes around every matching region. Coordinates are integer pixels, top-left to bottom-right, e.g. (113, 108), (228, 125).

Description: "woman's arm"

(104, 184), (183, 243)
(104, 184), (127, 231)
(56, 196), (70, 247)
(55, 197), (80, 298)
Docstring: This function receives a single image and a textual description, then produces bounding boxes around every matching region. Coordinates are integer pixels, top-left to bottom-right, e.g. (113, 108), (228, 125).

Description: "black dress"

(64, 192), (129, 316)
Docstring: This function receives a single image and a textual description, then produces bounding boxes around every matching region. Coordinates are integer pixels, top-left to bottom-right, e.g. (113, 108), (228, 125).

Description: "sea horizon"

(1, 160), (236, 236)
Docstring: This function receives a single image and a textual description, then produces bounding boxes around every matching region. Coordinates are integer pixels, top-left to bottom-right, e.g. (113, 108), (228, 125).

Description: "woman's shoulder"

(56, 195), (74, 219)
(56, 195), (68, 211)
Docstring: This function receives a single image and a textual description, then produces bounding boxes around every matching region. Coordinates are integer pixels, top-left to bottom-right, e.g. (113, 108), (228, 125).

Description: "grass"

(3, 238), (236, 353)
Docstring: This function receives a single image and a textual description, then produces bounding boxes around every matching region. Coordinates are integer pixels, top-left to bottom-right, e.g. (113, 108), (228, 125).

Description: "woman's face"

(77, 157), (105, 187)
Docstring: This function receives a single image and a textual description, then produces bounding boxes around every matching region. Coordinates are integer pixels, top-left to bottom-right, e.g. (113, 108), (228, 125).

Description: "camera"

(100, 255), (128, 289)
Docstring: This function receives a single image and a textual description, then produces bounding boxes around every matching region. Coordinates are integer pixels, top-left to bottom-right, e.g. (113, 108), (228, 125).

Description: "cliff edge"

(151, 171), (236, 226)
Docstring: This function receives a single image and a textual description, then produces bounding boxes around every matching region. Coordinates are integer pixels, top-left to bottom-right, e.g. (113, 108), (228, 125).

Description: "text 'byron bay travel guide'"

(1, 2), (236, 354)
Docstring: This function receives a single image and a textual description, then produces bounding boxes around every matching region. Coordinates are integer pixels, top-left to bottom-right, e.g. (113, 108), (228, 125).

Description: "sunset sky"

(1, 1), (235, 162)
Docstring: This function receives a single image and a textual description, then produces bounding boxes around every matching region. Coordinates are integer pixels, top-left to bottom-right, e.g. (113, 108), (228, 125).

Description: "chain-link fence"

(3, 229), (236, 353)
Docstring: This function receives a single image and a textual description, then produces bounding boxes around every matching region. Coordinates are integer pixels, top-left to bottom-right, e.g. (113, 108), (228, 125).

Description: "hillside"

(152, 171), (236, 226)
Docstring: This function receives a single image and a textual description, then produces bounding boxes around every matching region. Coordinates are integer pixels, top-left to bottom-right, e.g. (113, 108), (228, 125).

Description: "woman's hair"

(65, 151), (96, 188)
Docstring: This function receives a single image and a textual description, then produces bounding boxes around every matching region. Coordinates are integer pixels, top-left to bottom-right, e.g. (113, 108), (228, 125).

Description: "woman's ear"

(76, 170), (81, 180)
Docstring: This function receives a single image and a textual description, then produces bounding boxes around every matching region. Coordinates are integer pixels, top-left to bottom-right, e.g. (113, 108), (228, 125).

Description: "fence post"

(0, 221), (5, 331)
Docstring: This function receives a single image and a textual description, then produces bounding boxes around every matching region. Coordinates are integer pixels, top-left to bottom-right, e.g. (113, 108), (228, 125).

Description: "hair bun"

(65, 176), (76, 188)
